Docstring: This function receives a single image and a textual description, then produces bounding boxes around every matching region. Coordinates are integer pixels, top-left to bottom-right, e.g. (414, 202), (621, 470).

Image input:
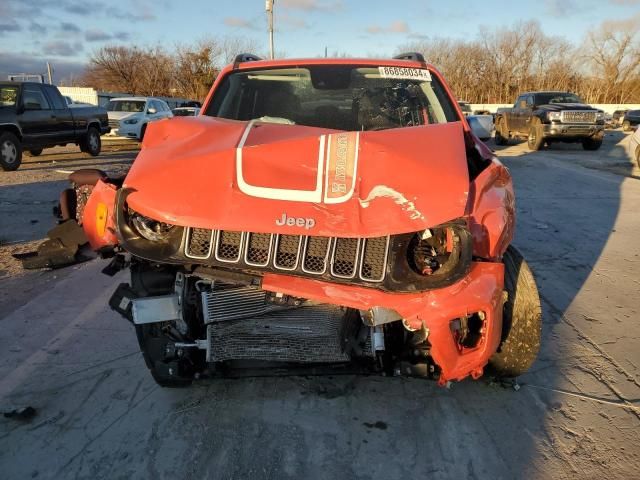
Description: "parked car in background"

(622, 110), (640, 132)
(172, 107), (200, 117)
(457, 101), (494, 141)
(494, 91), (605, 150)
(612, 109), (629, 128)
(457, 101), (472, 116)
(0, 82), (109, 171)
(629, 127), (640, 169)
(107, 97), (173, 140)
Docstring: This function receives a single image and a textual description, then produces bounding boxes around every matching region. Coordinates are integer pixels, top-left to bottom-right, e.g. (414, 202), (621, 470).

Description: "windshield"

(536, 93), (583, 105)
(205, 65), (458, 131)
(108, 100), (146, 112)
(0, 86), (19, 108)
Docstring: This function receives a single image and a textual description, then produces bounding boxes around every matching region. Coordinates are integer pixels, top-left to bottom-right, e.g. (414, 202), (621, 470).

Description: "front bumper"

(261, 261), (505, 383)
(543, 122), (604, 139)
(117, 122), (142, 139)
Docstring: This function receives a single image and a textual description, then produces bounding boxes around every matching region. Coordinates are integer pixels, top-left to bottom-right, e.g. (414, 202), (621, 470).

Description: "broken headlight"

(129, 212), (175, 242)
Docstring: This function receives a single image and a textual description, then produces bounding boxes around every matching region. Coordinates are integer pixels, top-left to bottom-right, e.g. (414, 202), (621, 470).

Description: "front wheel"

(489, 246), (542, 377)
(0, 132), (22, 171)
(80, 127), (101, 156)
(527, 124), (544, 151)
(582, 137), (602, 151)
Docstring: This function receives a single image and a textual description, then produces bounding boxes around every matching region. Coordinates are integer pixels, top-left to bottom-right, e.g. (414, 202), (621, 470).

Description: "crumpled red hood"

(124, 116), (469, 237)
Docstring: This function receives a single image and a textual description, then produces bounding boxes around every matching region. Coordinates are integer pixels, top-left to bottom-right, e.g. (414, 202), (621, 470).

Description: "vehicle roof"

(518, 91), (579, 96)
(109, 96), (164, 102)
(231, 57), (433, 71)
(0, 81), (50, 87)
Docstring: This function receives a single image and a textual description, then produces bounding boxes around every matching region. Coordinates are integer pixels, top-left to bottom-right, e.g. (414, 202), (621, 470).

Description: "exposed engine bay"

(109, 258), (466, 383)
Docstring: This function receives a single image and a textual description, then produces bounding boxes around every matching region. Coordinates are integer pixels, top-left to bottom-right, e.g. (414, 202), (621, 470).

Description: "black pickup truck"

(494, 91), (605, 151)
(0, 82), (110, 171)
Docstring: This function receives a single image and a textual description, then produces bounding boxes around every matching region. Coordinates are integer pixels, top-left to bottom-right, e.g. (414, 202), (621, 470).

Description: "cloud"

(43, 40), (83, 57)
(114, 32), (131, 41)
(0, 50), (86, 84)
(29, 21), (47, 34)
(279, 0), (343, 11)
(113, 1), (156, 21)
(279, 13), (308, 29)
(85, 29), (112, 42)
(0, 23), (21, 35)
(544, 0), (576, 15)
(60, 21), (81, 33)
(223, 17), (256, 29)
(366, 20), (409, 35)
(609, 0), (640, 4)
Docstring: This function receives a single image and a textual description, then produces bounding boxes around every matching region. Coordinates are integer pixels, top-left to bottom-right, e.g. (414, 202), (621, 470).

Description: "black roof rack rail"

(393, 52), (426, 63)
(233, 53), (263, 69)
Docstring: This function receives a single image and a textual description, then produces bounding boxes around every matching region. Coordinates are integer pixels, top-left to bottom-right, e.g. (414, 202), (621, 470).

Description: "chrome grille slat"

(185, 228), (214, 259)
(215, 230), (244, 263)
(244, 233), (273, 267)
(302, 236), (331, 274)
(331, 238), (361, 279)
(274, 234), (302, 270)
(188, 229), (390, 284)
(359, 236), (390, 282)
(561, 110), (596, 124)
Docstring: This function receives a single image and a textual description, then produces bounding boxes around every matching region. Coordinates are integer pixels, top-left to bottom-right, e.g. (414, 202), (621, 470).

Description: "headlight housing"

(123, 118), (139, 125)
(129, 212), (175, 242)
(546, 112), (561, 121)
(596, 111), (605, 120)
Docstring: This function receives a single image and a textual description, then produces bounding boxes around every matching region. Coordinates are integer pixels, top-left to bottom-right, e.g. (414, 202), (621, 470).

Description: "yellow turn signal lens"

(96, 203), (108, 237)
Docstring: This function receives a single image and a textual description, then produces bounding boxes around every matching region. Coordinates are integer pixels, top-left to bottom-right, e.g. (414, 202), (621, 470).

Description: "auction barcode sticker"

(378, 66), (432, 81)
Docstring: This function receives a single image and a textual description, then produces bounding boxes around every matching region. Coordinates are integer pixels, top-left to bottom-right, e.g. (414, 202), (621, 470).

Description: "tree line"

(78, 37), (259, 101)
(75, 20), (640, 104)
(400, 20), (640, 104)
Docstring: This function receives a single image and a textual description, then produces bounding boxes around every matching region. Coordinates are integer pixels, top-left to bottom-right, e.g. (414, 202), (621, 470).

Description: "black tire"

(489, 245), (542, 377)
(582, 137), (602, 151)
(494, 119), (508, 146)
(139, 124), (147, 142)
(80, 126), (101, 156)
(29, 148), (43, 156)
(527, 122), (544, 151)
(0, 131), (22, 171)
(622, 120), (631, 132)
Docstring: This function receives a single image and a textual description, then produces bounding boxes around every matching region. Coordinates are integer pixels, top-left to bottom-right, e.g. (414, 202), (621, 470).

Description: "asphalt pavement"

(0, 132), (638, 479)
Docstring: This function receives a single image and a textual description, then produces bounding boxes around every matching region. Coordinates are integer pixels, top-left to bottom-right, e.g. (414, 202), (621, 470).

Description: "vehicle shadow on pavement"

(489, 130), (640, 477)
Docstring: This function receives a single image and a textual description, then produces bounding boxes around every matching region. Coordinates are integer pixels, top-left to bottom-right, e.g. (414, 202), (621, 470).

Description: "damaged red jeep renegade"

(68, 54), (542, 387)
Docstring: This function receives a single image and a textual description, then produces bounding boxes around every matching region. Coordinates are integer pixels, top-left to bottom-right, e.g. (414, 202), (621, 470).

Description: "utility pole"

(266, 0), (274, 60)
(46, 62), (53, 84)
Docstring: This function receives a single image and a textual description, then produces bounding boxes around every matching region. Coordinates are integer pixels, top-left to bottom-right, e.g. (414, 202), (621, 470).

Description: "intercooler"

(201, 285), (363, 364)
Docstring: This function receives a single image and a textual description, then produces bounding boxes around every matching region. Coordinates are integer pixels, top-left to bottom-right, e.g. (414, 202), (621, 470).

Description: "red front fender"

(82, 179), (119, 250)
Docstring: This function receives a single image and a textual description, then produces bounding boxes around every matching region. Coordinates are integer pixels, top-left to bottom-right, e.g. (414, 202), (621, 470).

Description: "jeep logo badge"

(276, 213), (315, 230)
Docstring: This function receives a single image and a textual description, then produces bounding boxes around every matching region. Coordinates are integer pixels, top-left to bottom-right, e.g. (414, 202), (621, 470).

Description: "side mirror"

(147, 107), (157, 114)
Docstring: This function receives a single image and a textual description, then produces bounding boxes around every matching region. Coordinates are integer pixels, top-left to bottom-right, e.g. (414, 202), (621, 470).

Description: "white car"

(107, 97), (173, 140)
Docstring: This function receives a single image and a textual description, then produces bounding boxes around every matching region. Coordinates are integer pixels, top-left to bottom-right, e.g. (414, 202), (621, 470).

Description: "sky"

(1, 0), (639, 83)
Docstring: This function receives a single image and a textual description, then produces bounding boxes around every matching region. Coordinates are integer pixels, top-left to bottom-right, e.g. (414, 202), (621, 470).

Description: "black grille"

(186, 228), (213, 258)
(216, 231), (243, 261)
(562, 111), (596, 123)
(360, 237), (388, 281)
(275, 235), (301, 269)
(245, 233), (271, 266)
(184, 228), (391, 285)
(303, 237), (330, 273)
(332, 238), (359, 278)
